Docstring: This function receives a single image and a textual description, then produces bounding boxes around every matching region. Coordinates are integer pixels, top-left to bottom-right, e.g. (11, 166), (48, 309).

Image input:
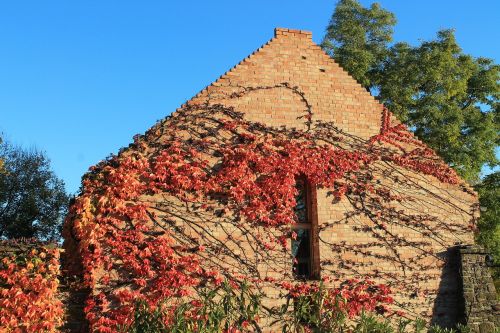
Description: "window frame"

(291, 176), (320, 280)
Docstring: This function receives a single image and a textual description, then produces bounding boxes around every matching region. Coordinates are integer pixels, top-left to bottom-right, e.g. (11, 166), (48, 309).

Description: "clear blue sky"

(1, 1), (498, 195)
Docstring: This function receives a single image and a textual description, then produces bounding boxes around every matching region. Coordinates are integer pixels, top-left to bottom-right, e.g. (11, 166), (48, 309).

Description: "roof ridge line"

(177, 36), (277, 111)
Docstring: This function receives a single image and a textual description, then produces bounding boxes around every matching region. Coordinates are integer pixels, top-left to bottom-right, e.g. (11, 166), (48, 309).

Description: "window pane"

(292, 229), (311, 278)
(294, 177), (308, 224)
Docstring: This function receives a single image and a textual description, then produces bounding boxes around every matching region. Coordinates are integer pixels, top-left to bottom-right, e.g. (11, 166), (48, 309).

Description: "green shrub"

(125, 279), (483, 333)
(126, 279), (262, 333)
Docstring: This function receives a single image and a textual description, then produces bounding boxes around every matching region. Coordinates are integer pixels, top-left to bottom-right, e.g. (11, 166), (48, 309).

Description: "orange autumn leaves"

(0, 242), (63, 332)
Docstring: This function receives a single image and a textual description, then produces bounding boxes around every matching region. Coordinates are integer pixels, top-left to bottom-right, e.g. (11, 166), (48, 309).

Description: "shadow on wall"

(431, 247), (465, 328)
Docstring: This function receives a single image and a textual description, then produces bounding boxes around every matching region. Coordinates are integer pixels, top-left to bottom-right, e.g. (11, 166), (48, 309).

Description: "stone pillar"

(459, 245), (499, 333)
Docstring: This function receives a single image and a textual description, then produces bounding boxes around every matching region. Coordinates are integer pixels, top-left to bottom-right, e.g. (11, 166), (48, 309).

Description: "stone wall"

(460, 245), (499, 332)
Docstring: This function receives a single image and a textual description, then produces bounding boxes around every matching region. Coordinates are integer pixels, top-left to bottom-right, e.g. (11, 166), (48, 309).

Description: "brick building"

(63, 28), (479, 330)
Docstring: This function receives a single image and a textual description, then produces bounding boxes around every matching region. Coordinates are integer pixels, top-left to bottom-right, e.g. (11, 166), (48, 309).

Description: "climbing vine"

(0, 239), (63, 332)
(63, 84), (474, 331)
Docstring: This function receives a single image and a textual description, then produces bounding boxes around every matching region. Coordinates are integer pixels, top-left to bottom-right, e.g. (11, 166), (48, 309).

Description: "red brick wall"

(182, 27), (477, 325)
(65, 28), (478, 330)
(189, 28), (383, 138)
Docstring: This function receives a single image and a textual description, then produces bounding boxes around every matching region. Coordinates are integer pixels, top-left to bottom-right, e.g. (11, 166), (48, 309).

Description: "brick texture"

(64, 28), (479, 331)
(180, 28), (477, 324)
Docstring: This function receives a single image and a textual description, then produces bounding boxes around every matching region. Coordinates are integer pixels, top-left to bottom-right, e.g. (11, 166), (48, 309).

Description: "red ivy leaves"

(208, 139), (369, 226)
(66, 106), (461, 331)
(371, 108), (459, 184)
(0, 244), (63, 332)
(280, 278), (394, 318)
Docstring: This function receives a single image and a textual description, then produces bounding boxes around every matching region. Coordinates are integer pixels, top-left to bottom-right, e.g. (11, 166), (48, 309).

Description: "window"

(291, 176), (320, 280)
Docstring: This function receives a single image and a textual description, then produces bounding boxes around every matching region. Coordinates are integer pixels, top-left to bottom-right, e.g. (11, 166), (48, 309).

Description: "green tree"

(0, 140), (69, 240)
(475, 171), (500, 278)
(322, 0), (499, 182)
(378, 31), (499, 181)
(321, 0), (396, 90)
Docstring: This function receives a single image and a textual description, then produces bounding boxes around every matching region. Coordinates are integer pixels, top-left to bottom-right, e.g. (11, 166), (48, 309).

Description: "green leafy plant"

(428, 324), (471, 333)
(127, 299), (168, 333)
(126, 279), (263, 333)
(351, 312), (395, 333)
(270, 280), (394, 333)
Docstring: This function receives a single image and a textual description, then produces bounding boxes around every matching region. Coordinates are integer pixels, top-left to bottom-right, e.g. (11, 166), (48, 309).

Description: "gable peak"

(274, 27), (312, 40)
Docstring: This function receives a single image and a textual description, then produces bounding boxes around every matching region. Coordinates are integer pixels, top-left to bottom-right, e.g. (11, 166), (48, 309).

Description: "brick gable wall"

(63, 28), (478, 330)
(188, 28), (383, 138)
(179, 29), (477, 323)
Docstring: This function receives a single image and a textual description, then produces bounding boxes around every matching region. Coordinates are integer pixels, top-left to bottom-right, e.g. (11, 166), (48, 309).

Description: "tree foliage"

(322, 0), (499, 182)
(0, 140), (68, 240)
(475, 171), (500, 276)
(321, 0), (396, 90)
